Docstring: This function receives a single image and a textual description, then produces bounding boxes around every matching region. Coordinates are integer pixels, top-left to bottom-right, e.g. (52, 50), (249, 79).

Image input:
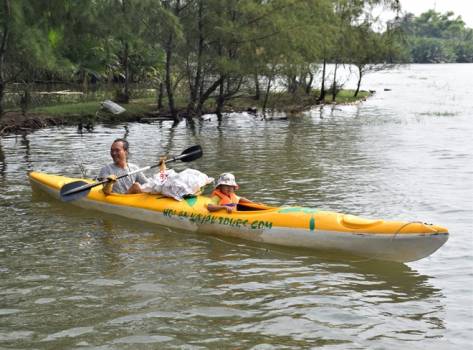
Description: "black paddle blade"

(178, 145), (203, 162)
(60, 181), (91, 202)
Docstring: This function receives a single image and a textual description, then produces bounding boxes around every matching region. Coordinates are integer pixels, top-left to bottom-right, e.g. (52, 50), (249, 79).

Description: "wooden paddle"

(59, 145), (203, 202)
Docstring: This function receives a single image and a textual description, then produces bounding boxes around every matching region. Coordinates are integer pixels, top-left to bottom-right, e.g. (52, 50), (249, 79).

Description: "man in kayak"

(98, 138), (148, 195)
(207, 173), (253, 213)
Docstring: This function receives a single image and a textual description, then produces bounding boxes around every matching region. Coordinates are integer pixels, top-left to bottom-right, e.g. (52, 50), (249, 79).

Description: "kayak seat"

(340, 214), (383, 229)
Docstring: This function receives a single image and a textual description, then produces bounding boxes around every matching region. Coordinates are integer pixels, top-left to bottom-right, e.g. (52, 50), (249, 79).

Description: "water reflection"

(88, 218), (131, 275)
(20, 132), (31, 171)
(203, 237), (442, 302)
(122, 125), (129, 139)
(198, 239), (445, 346)
(0, 140), (5, 179)
(161, 124), (177, 155)
(77, 120), (94, 134)
(185, 117), (196, 136)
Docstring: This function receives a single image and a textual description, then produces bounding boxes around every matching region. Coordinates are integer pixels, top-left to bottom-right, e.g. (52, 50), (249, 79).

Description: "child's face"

(220, 185), (235, 194)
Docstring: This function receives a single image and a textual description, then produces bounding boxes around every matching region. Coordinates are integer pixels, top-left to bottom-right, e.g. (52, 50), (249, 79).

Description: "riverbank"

(0, 90), (370, 136)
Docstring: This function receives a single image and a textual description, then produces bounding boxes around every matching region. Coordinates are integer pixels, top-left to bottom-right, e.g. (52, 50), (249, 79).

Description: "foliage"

(397, 9), (473, 63)
(7, 0), (468, 118)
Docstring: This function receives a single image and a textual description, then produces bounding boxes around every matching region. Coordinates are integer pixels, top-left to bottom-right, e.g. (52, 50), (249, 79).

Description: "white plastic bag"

(141, 169), (177, 193)
(141, 168), (214, 201)
(162, 169), (214, 201)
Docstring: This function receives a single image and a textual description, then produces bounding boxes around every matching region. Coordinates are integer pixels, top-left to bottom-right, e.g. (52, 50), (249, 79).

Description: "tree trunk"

(216, 77), (225, 120)
(331, 61), (339, 102)
(287, 75), (297, 94)
(82, 70), (88, 93)
(163, 0), (182, 120)
(157, 82), (164, 110)
(187, 0), (204, 116)
(0, 78), (5, 119)
(262, 73), (273, 117)
(20, 85), (30, 116)
(123, 41), (130, 102)
(305, 71), (313, 95)
(354, 65), (362, 97)
(0, 80), (4, 117)
(195, 75), (225, 117)
(119, 0), (130, 103)
(165, 33), (177, 119)
(0, 0), (11, 117)
(254, 72), (260, 100)
(318, 58), (326, 103)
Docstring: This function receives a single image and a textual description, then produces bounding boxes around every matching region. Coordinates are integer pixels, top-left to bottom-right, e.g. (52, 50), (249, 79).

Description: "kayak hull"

(29, 171), (449, 263)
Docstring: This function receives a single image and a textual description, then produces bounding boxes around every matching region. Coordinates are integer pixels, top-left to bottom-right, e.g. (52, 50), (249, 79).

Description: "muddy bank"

(0, 106), (257, 136)
(0, 92), (370, 136)
(0, 112), (66, 135)
(0, 111), (151, 136)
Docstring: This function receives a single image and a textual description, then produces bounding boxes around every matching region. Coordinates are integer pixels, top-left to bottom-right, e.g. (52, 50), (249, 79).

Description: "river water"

(0, 64), (472, 349)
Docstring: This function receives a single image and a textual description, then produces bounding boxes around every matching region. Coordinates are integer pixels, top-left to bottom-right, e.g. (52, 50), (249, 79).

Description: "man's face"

(110, 141), (127, 164)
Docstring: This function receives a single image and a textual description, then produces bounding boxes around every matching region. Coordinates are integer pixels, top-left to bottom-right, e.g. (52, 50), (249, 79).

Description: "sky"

(398, 0), (473, 28)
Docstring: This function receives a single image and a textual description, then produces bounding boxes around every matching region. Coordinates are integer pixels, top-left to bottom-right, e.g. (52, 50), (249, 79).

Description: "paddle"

(59, 145), (203, 202)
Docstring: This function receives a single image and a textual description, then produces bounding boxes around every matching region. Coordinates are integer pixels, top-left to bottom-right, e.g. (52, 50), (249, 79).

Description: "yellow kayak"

(29, 171), (449, 263)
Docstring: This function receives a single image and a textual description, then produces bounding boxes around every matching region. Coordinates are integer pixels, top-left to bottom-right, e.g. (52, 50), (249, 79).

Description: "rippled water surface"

(1, 64), (472, 349)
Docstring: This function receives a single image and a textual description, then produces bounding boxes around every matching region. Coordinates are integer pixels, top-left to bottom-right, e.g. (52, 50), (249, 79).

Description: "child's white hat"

(216, 173), (239, 188)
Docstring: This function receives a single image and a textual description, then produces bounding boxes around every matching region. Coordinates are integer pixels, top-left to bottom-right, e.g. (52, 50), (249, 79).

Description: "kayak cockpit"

(237, 202), (275, 211)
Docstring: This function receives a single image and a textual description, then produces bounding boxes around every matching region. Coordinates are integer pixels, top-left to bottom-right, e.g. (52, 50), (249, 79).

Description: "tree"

(0, 0), (11, 116)
(349, 23), (403, 97)
(97, 0), (164, 103)
(0, 0), (61, 116)
(51, 1), (106, 91)
(398, 9), (473, 63)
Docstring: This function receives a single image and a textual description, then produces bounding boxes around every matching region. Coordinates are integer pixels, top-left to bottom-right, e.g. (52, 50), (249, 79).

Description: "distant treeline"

(397, 10), (473, 63)
(0, 1), (471, 118)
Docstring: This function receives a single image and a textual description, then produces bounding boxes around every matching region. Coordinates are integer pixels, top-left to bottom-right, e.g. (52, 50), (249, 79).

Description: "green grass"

(31, 101), (104, 117)
(30, 98), (158, 118)
(122, 98), (156, 114)
(230, 89), (370, 112)
(332, 89), (370, 103)
(26, 89), (370, 120)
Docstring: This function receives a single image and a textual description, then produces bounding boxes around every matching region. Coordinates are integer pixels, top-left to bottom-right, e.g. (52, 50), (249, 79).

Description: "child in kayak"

(207, 173), (253, 213)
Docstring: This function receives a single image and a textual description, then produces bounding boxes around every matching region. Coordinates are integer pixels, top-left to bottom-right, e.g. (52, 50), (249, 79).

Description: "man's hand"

(107, 175), (117, 182)
(103, 175), (117, 195)
(159, 156), (167, 172)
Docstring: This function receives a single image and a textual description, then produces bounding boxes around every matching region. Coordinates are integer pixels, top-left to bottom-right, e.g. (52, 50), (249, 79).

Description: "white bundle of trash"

(101, 100), (126, 114)
(141, 168), (214, 201)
